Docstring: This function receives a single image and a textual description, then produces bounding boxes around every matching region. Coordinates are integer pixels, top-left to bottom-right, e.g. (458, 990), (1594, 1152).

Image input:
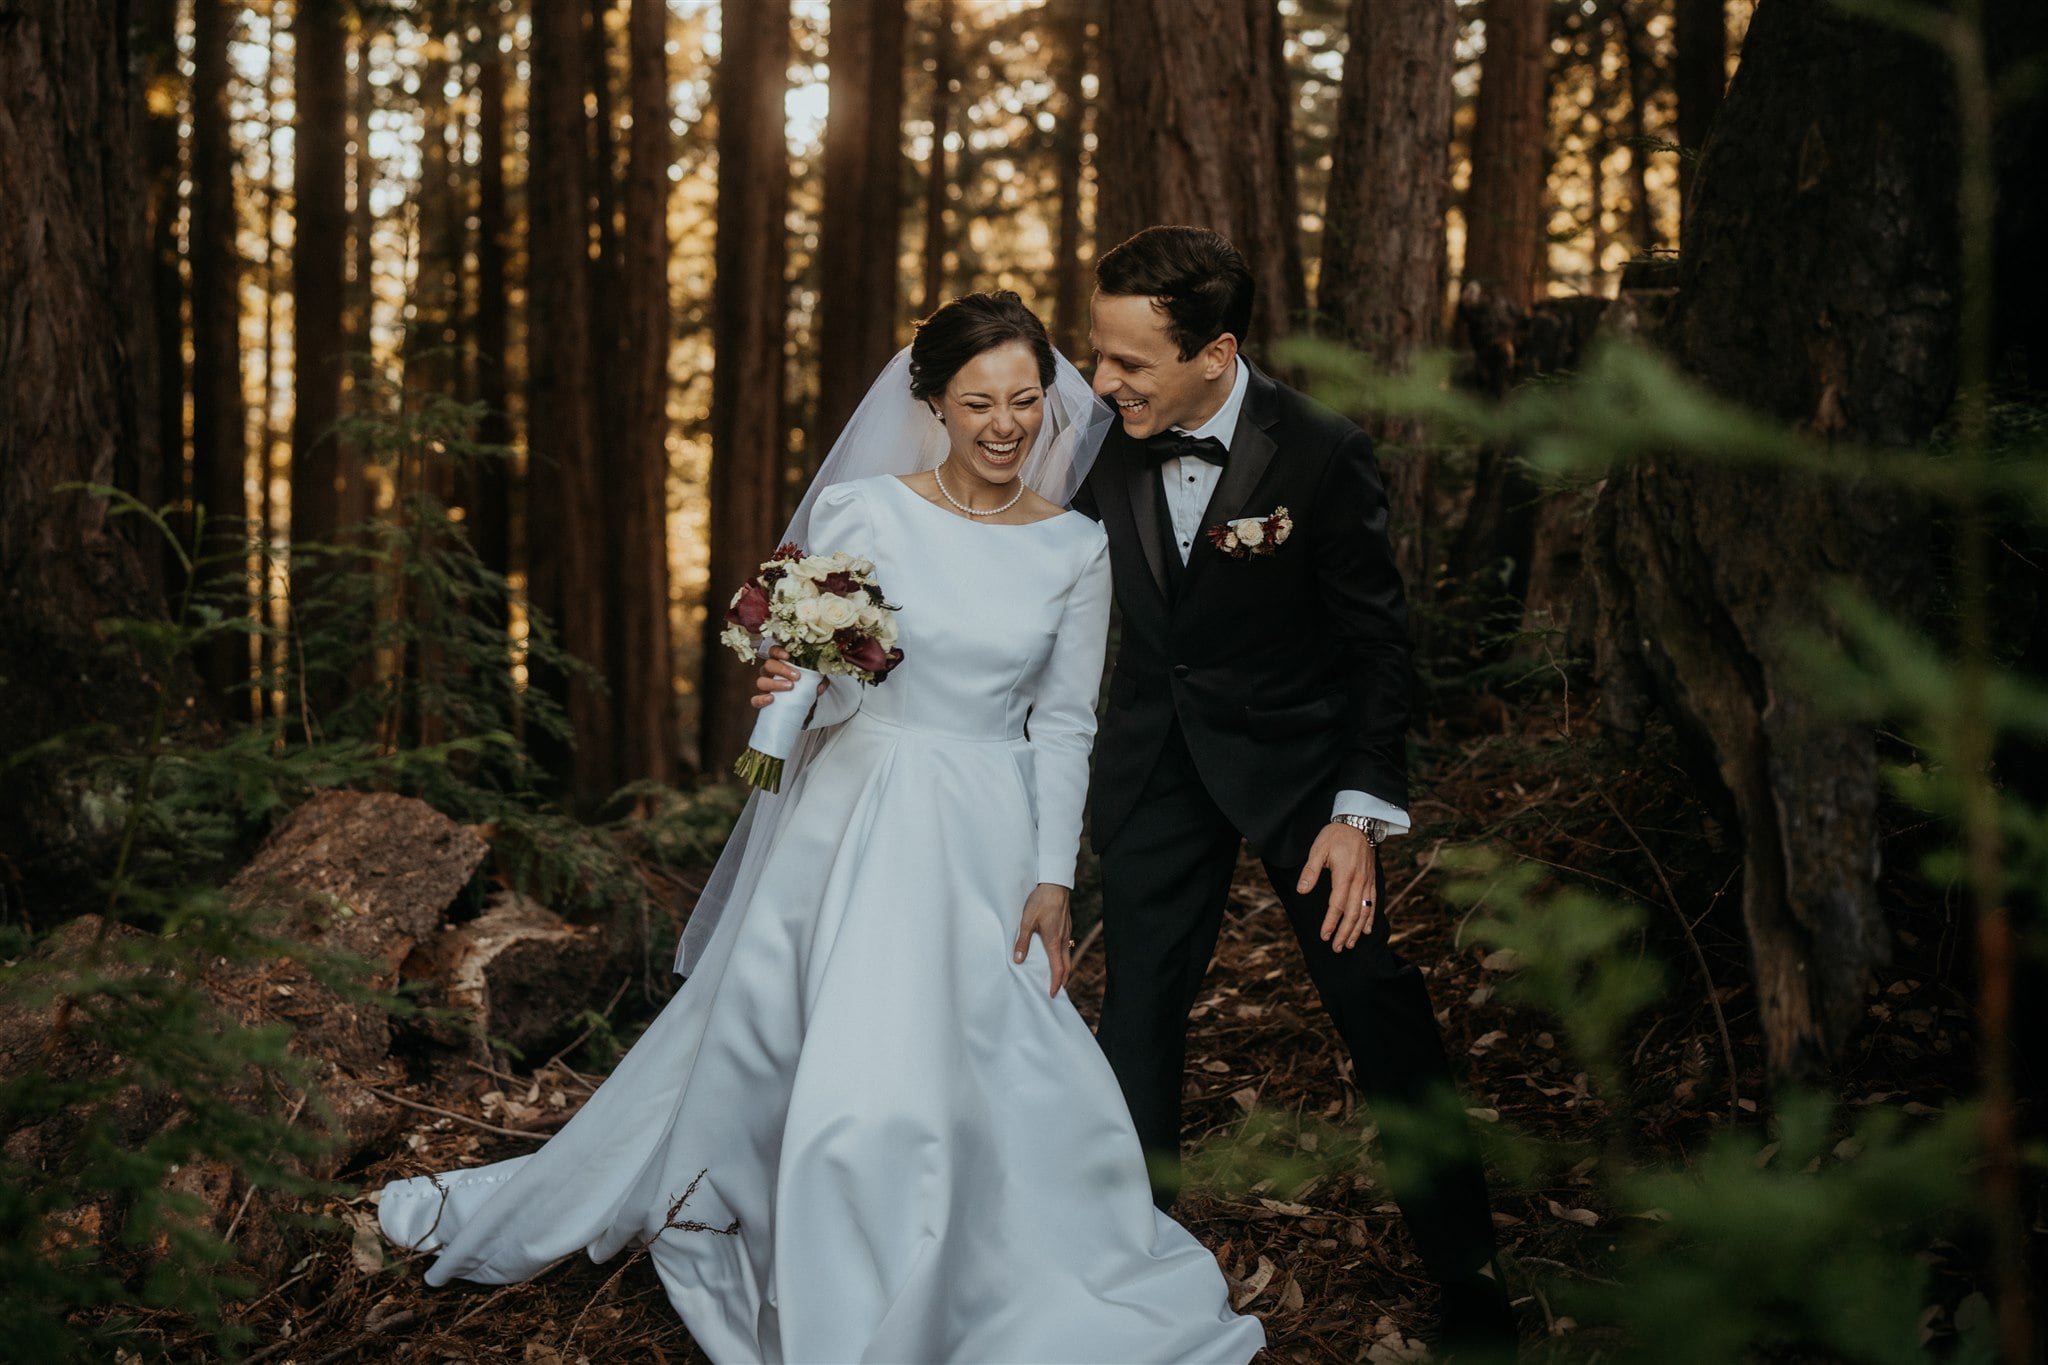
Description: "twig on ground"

(540, 975), (633, 1077)
(364, 1086), (554, 1141)
(224, 1088), (311, 1244)
(1598, 790), (1743, 1119)
(566, 1170), (738, 1345)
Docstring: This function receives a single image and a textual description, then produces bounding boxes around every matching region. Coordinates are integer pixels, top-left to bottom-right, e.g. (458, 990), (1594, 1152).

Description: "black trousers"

(1093, 723), (1497, 1282)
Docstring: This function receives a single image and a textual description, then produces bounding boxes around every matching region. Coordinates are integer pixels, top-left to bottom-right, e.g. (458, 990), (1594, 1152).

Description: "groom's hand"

(1300, 823), (1379, 952)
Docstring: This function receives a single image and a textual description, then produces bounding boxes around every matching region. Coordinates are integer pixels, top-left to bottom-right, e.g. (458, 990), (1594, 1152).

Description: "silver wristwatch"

(1334, 814), (1388, 845)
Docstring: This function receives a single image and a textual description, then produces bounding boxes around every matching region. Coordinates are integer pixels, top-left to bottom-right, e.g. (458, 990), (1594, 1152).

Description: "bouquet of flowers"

(719, 542), (903, 791)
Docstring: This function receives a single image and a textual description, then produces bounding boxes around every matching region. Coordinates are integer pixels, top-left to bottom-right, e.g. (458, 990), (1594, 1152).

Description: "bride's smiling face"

(933, 341), (1047, 485)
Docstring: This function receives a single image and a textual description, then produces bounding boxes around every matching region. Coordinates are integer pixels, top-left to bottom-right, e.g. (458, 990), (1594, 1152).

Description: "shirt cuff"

(1332, 790), (1412, 837)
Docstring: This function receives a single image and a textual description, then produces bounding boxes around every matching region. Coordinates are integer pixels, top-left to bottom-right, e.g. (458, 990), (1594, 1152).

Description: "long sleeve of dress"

(799, 481), (869, 731)
(1030, 532), (1112, 888)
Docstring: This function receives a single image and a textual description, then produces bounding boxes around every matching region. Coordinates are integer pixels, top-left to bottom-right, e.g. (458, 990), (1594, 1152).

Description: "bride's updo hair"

(907, 291), (1057, 403)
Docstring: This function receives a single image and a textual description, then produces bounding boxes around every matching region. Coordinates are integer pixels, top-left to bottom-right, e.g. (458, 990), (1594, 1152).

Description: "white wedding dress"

(379, 475), (1265, 1364)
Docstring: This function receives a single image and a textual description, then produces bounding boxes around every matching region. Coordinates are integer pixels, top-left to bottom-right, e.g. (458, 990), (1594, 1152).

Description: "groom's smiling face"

(1087, 290), (1237, 441)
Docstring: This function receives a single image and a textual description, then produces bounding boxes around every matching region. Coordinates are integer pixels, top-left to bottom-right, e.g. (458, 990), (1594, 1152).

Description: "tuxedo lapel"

(1123, 443), (1173, 603)
(1180, 362), (1282, 598)
(1199, 361), (1281, 528)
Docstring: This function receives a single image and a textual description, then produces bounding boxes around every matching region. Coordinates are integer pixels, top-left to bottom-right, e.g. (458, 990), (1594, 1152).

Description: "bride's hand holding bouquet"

(722, 543), (903, 791)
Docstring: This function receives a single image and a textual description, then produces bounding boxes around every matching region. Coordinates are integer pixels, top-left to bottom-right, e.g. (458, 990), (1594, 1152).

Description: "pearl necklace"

(934, 462), (1025, 518)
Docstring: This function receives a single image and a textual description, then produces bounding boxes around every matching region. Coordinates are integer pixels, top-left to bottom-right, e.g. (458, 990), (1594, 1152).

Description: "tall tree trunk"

(817, 0), (907, 450)
(586, 0), (625, 466)
(139, 0), (183, 602)
(468, 12), (515, 583)
(1585, 0), (1960, 1083)
(529, 0), (615, 798)
(1, 0), (169, 890)
(702, 0), (793, 772)
(410, 50), (461, 406)
(1319, 0), (1455, 596)
(1613, 0), (1659, 253)
(1049, 0), (1090, 359)
(1096, 0), (1305, 352)
(350, 30), (376, 365)
(1464, 0), (1548, 304)
(190, 0), (250, 702)
(1673, 0), (1725, 213)
(614, 0), (679, 786)
(293, 0), (357, 549)
(921, 0), (953, 316)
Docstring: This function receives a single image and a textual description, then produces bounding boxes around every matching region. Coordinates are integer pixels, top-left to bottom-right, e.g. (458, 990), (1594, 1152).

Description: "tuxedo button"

(1172, 664), (1190, 679)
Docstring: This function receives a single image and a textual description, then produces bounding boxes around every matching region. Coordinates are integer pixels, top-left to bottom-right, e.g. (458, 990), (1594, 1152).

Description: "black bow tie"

(1143, 431), (1229, 468)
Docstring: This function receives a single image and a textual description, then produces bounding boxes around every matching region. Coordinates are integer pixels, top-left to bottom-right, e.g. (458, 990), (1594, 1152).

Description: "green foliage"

(5, 382), (741, 1356)
(1260, 62), (2048, 1342)
(1598, 1096), (1996, 1364)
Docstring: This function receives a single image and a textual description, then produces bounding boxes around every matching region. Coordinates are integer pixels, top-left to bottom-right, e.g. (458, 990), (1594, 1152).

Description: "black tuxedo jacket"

(1072, 361), (1412, 869)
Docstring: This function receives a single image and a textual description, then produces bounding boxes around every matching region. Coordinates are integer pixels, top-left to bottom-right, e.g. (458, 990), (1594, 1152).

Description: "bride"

(377, 291), (1267, 1364)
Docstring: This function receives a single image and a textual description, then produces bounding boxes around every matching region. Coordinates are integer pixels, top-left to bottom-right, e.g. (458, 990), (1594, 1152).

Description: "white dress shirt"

(1160, 360), (1412, 839)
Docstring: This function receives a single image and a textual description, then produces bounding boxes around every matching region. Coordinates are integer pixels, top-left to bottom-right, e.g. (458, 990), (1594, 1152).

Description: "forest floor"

(193, 685), (1977, 1363)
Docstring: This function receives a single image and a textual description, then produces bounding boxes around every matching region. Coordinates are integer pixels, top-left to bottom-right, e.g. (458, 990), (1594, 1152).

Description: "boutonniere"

(1205, 506), (1293, 559)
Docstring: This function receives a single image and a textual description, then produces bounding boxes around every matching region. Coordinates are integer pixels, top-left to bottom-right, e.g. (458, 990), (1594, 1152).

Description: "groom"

(1073, 226), (1514, 1354)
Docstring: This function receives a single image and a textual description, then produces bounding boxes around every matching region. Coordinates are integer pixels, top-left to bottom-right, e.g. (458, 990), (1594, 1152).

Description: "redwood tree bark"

(701, 0), (793, 772)
(817, 0), (907, 449)
(586, 0), (625, 472)
(1586, 0), (1960, 1081)
(1673, 0), (1725, 212)
(1464, 0), (1548, 304)
(291, 0), (360, 545)
(615, 0), (679, 785)
(529, 0), (615, 798)
(1096, 0), (1305, 352)
(467, 17), (514, 583)
(1613, 0), (1660, 252)
(1, 0), (169, 894)
(191, 0), (250, 700)
(921, 0), (954, 316)
(139, 0), (182, 599)
(1319, 0), (1455, 593)
(1048, 0), (1090, 359)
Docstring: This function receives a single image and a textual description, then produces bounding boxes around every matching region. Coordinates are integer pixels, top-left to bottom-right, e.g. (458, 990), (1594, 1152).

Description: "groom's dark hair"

(1095, 227), (1254, 361)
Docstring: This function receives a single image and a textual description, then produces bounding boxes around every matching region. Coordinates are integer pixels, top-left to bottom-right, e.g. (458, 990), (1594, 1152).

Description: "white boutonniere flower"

(1204, 506), (1293, 559)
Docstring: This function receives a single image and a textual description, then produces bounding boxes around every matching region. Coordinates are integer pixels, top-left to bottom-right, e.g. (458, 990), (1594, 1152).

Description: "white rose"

(795, 555), (839, 581)
(789, 598), (831, 642)
(1236, 518), (1265, 547)
(850, 557), (876, 578)
(813, 595), (860, 631)
(1221, 531), (1240, 553)
(773, 574), (806, 602)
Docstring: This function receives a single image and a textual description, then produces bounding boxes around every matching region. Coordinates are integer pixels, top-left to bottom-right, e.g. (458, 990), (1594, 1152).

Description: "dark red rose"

(819, 570), (861, 596)
(771, 542), (803, 561)
(726, 581), (771, 631)
(834, 628), (889, 676)
(879, 647), (904, 680)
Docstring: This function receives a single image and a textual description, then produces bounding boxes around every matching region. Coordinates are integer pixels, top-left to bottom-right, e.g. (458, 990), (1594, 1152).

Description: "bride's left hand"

(1013, 884), (1074, 998)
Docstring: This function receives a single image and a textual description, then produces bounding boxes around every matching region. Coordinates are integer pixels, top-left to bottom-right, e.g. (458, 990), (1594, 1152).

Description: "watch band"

(1334, 814), (1388, 845)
